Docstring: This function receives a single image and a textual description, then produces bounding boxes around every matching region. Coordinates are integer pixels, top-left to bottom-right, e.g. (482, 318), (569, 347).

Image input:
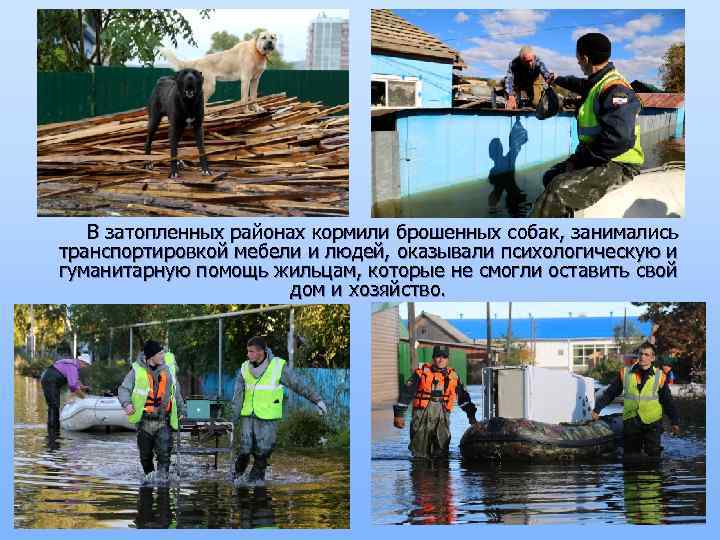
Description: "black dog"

(145, 68), (211, 178)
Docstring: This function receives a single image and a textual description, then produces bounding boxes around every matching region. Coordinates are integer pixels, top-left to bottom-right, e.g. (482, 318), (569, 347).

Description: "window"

(572, 343), (622, 368)
(371, 76), (421, 108)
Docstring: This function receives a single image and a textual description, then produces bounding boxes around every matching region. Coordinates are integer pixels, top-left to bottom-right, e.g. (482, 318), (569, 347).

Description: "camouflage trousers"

(532, 160), (639, 218)
(409, 401), (451, 459)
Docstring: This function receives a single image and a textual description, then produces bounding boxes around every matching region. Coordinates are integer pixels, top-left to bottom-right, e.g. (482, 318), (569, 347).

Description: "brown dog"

(160, 32), (277, 112)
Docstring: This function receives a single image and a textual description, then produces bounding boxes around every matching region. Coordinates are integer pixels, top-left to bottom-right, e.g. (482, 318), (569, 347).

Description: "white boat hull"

(576, 166), (684, 218)
(60, 395), (135, 431)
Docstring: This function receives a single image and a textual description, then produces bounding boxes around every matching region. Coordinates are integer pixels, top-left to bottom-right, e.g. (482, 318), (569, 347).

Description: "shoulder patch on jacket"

(611, 94), (629, 107)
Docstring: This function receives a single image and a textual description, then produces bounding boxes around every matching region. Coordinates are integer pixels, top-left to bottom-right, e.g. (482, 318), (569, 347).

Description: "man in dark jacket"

(593, 342), (679, 457)
(393, 346), (477, 459)
(532, 32), (644, 217)
(505, 46), (555, 109)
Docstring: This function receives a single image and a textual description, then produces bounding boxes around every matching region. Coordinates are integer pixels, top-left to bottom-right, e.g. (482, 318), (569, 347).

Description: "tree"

(634, 302), (705, 381)
(612, 320), (645, 356)
(659, 42), (685, 93)
(207, 30), (240, 54)
(243, 27), (294, 69)
(37, 9), (212, 72)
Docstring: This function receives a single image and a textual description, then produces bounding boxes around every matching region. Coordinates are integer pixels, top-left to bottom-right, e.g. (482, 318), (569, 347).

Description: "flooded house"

(371, 10), (685, 218)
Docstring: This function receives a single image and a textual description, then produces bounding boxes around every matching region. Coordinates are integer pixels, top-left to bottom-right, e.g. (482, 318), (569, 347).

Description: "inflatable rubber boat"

(60, 394), (135, 431)
(459, 413), (623, 462)
(575, 162), (684, 218)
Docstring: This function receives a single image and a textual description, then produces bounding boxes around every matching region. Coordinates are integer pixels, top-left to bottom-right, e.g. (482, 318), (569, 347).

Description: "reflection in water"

(487, 118), (531, 217)
(406, 460), (456, 525)
(373, 385), (705, 525)
(623, 464), (663, 525)
(14, 375), (349, 529)
(135, 487), (172, 529)
(373, 121), (685, 218)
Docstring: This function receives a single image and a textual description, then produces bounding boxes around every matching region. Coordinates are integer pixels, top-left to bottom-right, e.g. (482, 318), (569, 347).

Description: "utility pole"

(506, 302), (513, 362)
(486, 302), (492, 365)
(408, 302), (417, 370)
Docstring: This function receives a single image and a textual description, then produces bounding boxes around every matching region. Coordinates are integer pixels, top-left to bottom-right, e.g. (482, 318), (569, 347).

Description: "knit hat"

(432, 345), (449, 358)
(576, 32), (611, 65)
(143, 340), (164, 360)
(78, 352), (93, 365)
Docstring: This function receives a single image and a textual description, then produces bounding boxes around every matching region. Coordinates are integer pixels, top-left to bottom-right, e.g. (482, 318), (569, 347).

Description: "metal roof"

(638, 93), (685, 109)
(417, 316), (653, 341)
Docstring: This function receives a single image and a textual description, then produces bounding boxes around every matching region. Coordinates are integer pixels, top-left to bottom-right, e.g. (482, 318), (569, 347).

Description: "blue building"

(371, 9), (463, 109)
(411, 313), (653, 374)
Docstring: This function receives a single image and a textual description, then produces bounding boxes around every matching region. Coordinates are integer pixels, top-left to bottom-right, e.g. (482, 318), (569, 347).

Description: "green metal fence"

(37, 71), (94, 124)
(397, 342), (467, 390)
(38, 66), (349, 124)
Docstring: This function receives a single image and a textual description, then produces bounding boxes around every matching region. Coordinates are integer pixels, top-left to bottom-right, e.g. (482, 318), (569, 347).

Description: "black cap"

(143, 340), (163, 360)
(432, 345), (449, 358)
(576, 32), (611, 65)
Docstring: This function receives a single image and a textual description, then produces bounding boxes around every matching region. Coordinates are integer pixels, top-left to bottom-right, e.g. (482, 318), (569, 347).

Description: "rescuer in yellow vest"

(231, 336), (327, 483)
(532, 32), (644, 218)
(592, 342), (679, 457)
(118, 340), (185, 478)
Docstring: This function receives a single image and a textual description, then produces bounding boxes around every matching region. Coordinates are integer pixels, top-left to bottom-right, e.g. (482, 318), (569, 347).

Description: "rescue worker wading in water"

(118, 340), (185, 478)
(592, 342), (679, 458)
(393, 346), (478, 459)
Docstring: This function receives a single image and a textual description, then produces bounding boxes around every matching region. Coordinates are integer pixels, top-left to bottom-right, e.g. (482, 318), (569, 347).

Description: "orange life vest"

(412, 364), (458, 412)
(619, 367), (667, 387)
(143, 370), (172, 415)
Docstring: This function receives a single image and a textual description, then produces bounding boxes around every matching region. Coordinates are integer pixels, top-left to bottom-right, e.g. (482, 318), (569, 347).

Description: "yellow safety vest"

(240, 357), (286, 420)
(622, 366), (664, 424)
(128, 357), (179, 430)
(577, 69), (644, 165)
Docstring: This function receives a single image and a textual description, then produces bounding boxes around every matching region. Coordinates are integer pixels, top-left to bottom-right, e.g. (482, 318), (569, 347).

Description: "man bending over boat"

(592, 342), (679, 458)
(393, 346), (478, 459)
(118, 340), (185, 479)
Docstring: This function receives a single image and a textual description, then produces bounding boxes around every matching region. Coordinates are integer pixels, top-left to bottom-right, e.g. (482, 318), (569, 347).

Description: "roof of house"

(418, 312), (473, 343)
(638, 93), (685, 109)
(403, 315), (653, 341)
(371, 9), (465, 68)
(447, 316), (653, 341)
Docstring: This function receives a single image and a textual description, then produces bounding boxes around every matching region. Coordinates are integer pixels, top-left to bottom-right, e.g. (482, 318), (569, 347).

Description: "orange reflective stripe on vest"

(412, 364), (458, 412)
(143, 371), (171, 414)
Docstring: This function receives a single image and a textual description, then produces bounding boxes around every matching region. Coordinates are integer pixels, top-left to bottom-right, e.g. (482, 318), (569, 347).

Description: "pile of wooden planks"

(37, 93), (349, 217)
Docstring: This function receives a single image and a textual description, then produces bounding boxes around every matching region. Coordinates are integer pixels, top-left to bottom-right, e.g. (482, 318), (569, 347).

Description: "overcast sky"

(398, 302), (645, 320)
(396, 9), (684, 86)
(157, 9), (349, 63)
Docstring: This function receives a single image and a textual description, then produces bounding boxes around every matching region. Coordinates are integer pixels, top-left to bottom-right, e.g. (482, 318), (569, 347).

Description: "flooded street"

(373, 129), (684, 218)
(14, 375), (349, 529)
(372, 385), (705, 525)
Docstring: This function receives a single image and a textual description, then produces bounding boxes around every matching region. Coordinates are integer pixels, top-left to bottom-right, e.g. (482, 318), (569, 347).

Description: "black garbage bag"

(535, 86), (560, 120)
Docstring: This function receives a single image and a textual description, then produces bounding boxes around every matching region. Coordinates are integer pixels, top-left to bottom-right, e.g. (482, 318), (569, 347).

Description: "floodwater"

(373, 129), (685, 218)
(14, 375), (349, 529)
(372, 385), (705, 525)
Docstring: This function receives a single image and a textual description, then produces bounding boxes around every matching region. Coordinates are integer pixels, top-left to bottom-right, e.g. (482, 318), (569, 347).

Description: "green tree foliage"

(207, 30), (240, 54)
(295, 305), (350, 367)
(587, 356), (623, 385)
(659, 42), (685, 93)
(634, 302), (705, 380)
(38, 9), (212, 72)
(243, 27), (294, 69)
(15, 304), (348, 375)
(14, 304), (70, 353)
